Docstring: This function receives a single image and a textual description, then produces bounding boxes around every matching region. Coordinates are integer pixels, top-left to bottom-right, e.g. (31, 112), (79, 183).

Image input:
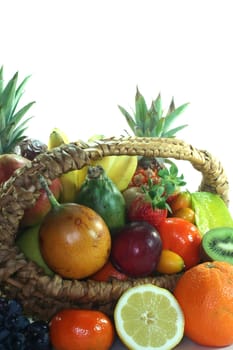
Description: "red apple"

(0, 154), (31, 185)
(20, 178), (63, 228)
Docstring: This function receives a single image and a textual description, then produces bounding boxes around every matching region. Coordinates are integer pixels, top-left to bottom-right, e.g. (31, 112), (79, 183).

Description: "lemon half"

(114, 284), (184, 350)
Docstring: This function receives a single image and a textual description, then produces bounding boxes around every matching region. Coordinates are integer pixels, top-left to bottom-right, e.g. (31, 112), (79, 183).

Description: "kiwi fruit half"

(201, 227), (233, 264)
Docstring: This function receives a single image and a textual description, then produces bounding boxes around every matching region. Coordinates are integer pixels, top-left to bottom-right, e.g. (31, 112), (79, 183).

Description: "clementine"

(174, 261), (233, 347)
(90, 259), (128, 282)
(49, 309), (115, 350)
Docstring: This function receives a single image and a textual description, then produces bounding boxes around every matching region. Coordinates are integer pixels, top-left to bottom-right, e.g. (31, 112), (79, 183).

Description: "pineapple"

(118, 87), (189, 187)
(0, 66), (35, 155)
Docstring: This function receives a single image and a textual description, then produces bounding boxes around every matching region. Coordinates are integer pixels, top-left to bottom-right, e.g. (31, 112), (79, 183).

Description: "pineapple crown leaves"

(118, 86), (189, 138)
(141, 163), (186, 211)
(0, 66), (35, 154)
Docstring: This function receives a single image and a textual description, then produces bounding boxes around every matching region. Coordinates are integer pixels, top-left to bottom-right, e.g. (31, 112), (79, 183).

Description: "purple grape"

(0, 328), (9, 342)
(4, 332), (26, 349)
(4, 314), (30, 331)
(24, 320), (52, 350)
(7, 299), (22, 317)
(0, 297), (52, 350)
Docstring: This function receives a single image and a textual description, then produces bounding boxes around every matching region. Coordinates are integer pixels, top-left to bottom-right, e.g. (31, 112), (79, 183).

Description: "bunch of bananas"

(48, 129), (138, 202)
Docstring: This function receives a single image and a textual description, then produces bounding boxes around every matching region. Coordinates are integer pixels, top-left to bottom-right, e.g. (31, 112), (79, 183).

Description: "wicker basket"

(0, 137), (229, 321)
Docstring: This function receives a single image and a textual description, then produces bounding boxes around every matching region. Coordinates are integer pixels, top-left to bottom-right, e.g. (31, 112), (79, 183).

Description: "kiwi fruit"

(201, 227), (233, 264)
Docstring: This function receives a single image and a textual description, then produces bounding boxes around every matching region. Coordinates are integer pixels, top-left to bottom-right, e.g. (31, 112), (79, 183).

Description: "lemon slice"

(114, 284), (184, 350)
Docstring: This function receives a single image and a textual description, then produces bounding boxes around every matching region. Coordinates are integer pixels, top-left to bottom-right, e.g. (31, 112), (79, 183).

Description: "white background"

(2, 3), (233, 349)
(1, 0), (233, 210)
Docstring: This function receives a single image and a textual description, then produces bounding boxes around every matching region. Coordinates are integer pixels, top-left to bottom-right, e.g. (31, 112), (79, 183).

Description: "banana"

(48, 128), (70, 149)
(101, 155), (137, 192)
(48, 130), (137, 196)
(48, 128), (86, 202)
(87, 135), (138, 192)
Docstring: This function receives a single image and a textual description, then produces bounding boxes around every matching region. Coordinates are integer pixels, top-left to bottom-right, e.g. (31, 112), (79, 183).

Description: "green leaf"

(11, 75), (32, 117)
(163, 124), (188, 138)
(163, 102), (189, 134)
(158, 167), (169, 178)
(143, 112), (154, 136)
(0, 66), (3, 94)
(170, 163), (178, 177)
(12, 102), (35, 125)
(149, 101), (160, 124)
(134, 126), (144, 137)
(15, 75), (31, 101)
(164, 182), (176, 196)
(118, 105), (136, 135)
(148, 103), (160, 136)
(153, 93), (163, 118)
(0, 72), (18, 121)
(155, 117), (165, 137)
(0, 106), (5, 130)
(166, 97), (175, 115)
(159, 163), (186, 190)
(135, 87), (148, 127)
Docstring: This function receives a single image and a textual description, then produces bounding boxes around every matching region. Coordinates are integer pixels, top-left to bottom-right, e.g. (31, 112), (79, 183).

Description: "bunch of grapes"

(0, 297), (52, 350)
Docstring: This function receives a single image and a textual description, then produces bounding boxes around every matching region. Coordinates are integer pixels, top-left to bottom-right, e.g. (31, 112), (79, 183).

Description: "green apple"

(16, 224), (54, 276)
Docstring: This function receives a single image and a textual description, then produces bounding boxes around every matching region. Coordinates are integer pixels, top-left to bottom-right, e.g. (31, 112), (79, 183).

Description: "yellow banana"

(103, 155), (137, 191)
(86, 135), (138, 192)
(48, 128), (86, 202)
(48, 128), (70, 149)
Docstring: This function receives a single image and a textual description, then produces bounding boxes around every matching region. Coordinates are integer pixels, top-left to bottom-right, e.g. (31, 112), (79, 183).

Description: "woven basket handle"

(87, 137), (229, 203)
(0, 137), (229, 244)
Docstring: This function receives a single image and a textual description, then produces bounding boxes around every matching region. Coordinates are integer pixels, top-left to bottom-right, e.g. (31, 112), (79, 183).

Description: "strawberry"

(127, 163), (186, 229)
(128, 195), (168, 228)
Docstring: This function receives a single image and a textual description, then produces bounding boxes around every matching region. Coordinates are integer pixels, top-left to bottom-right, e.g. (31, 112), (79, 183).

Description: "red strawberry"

(128, 196), (168, 228)
(127, 163), (186, 229)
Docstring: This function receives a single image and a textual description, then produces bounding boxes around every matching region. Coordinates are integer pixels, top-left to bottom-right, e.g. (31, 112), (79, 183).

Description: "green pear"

(16, 224), (54, 276)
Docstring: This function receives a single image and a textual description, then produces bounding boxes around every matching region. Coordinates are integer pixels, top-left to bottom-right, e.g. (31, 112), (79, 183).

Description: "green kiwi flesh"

(201, 227), (233, 264)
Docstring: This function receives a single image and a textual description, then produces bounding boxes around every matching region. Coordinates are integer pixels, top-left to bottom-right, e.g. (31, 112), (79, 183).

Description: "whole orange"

(39, 203), (111, 279)
(174, 261), (233, 347)
(49, 309), (115, 350)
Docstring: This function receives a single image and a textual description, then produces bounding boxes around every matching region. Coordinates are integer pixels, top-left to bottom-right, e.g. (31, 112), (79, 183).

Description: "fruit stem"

(38, 175), (61, 210)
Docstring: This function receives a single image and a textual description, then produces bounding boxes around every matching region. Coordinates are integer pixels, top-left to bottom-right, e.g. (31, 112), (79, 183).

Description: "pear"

(16, 225), (54, 276)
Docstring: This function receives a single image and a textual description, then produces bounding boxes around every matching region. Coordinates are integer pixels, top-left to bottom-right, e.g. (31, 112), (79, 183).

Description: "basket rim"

(0, 136), (230, 319)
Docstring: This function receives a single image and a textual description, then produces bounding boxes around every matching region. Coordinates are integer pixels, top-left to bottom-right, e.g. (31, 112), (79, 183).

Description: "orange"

(174, 261), (233, 347)
(90, 259), (128, 282)
(49, 309), (115, 350)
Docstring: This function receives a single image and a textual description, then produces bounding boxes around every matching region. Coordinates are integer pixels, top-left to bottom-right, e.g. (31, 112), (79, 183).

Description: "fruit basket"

(0, 136), (229, 321)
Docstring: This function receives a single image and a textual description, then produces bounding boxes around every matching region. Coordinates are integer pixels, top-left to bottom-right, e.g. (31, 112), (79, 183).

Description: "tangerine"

(90, 259), (128, 282)
(49, 309), (115, 350)
(174, 261), (233, 347)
